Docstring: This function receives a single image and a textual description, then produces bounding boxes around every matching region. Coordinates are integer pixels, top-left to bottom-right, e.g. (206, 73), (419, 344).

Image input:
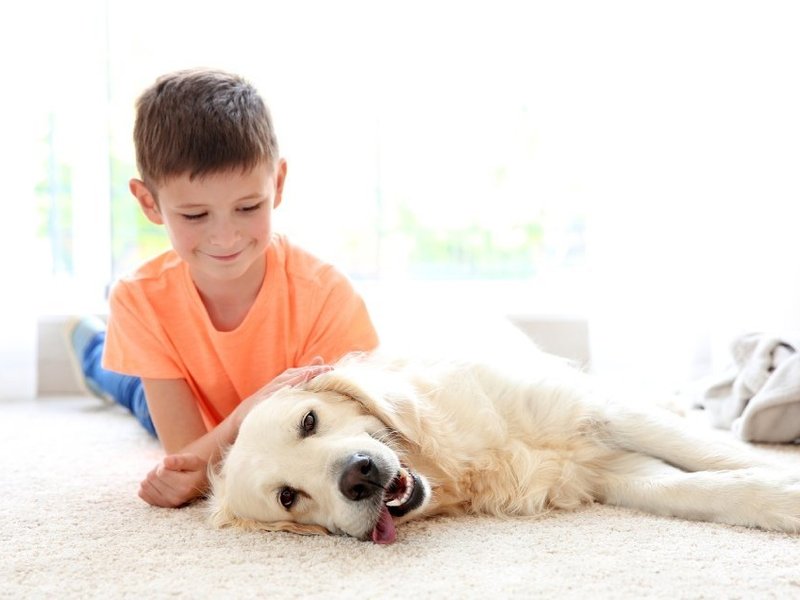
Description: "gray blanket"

(697, 332), (800, 443)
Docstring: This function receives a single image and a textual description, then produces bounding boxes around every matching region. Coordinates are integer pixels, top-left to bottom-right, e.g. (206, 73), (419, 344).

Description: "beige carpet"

(2, 395), (800, 599)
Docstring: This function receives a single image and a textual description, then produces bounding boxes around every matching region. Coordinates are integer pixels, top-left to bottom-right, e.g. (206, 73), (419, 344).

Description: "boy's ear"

(129, 178), (163, 225)
(273, 159), (287, 210)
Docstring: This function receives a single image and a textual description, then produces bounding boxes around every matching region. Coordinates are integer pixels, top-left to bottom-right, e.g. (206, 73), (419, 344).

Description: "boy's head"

(133, 68), (279, 190)
(130, 69), (287, 287)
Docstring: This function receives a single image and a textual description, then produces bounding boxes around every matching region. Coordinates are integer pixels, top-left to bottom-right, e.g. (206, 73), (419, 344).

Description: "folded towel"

(699, 332), (800, 443)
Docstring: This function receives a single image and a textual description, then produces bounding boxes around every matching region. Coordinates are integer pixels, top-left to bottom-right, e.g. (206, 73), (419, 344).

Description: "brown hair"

(133, 68), (279, 188)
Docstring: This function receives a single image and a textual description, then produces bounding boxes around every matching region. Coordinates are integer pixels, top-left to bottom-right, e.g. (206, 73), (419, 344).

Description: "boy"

(68, 68), (379, 509)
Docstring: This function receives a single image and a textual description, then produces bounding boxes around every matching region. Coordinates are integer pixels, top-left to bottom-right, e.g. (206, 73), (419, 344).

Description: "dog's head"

(208, 369), (431, 544)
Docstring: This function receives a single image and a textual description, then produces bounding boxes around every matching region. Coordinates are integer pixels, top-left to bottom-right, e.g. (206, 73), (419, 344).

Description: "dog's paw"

(727, 471), (800, 533)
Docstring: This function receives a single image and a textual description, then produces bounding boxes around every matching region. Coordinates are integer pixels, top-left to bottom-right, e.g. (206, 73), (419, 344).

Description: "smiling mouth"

(206, 250), (243, 261)
(384, 468), (417, 514)
(370, 467), (425, 545)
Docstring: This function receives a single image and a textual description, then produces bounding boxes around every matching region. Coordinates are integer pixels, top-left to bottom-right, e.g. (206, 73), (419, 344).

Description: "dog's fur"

(209, 350), (800, 543)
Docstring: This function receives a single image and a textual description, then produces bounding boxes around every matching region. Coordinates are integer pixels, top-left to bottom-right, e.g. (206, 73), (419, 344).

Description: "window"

(33, 1), (587, 316)
(15, 0), (800, 392)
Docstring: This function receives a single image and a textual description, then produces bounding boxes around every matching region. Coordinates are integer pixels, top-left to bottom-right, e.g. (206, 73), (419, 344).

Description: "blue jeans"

(82, 332), (157, 438)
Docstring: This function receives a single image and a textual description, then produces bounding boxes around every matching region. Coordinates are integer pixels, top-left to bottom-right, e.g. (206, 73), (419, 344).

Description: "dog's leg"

(598, 402), (774, 472)
(600, 453), (800, 533)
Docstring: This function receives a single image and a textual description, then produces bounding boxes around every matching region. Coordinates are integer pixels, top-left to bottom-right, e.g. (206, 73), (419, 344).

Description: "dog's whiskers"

(373, 427), (404, 452)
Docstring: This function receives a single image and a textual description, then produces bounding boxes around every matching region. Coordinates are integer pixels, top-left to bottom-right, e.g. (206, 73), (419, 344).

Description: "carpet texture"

(2, 396), (800, 599)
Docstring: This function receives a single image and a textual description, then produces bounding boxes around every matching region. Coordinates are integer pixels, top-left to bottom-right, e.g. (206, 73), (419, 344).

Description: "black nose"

(338, 453), (382, 501)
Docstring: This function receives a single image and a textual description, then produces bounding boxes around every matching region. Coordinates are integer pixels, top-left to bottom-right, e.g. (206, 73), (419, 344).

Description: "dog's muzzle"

(338, 453), (425, 544)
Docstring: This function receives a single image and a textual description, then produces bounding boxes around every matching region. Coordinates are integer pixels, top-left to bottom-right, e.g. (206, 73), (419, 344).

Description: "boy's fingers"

(162, 455), (181, 470)
(163, 454), (204, 471)
(184, 455), (206, 470)
(288, 365), (331, 385)
(305, 365), (332, 380)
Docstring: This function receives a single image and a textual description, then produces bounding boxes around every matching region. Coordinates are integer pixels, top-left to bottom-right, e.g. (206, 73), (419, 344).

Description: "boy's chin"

(190, 248), (265, 283)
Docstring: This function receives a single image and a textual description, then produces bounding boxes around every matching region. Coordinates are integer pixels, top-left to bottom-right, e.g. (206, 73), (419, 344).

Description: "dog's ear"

(305, 369), (422, 447)
(211, 513), (330, 537)
(244, 520), (331, 537)
(209, 505), (330, 536)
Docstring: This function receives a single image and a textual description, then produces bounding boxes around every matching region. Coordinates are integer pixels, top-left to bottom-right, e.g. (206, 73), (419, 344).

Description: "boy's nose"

(208, 220), (241, 248)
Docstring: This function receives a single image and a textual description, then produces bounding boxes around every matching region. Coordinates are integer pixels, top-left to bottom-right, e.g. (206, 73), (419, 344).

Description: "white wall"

(0, 14), (39, 399)
(581, 1), (800, 389)
(10, 1), (800, 398)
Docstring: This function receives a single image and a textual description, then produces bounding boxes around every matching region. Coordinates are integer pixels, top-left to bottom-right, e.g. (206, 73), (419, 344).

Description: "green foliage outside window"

(35, 114), (73, 276)
(109, 156), (168, 277)
(397, 205), (546, 279)
(35, 131), (582, 284)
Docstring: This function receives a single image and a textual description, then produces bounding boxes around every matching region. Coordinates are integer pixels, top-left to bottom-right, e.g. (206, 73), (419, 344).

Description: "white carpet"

(2, 395), (800, 599)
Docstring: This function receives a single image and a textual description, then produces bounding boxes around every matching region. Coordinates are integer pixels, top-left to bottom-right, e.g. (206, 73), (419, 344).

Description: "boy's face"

(130, 160), (286, 288)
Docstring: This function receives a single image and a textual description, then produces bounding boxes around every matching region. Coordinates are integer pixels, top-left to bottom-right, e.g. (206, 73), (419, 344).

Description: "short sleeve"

(298, 267), (379, 366)
(102, 281), (184, 379)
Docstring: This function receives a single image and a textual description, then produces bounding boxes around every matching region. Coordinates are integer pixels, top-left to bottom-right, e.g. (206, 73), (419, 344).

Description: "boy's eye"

(239, 202), (263, 213)
(181, 212), (208, 221)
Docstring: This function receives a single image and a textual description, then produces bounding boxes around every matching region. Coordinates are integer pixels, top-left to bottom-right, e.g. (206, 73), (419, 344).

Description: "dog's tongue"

(371, 505), (396, 544)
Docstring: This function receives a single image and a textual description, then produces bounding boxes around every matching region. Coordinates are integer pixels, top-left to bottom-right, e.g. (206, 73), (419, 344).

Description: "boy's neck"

(190, 256), (266, 332)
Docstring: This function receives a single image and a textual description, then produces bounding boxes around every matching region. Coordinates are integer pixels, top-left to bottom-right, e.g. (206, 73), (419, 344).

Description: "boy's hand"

(138, 453), (208, 508)
(233, 357), (333, 428)
(271, 356), (333, 389)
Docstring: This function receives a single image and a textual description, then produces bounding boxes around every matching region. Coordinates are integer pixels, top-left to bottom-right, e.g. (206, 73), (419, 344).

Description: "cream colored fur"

(209, 350), (800, 541)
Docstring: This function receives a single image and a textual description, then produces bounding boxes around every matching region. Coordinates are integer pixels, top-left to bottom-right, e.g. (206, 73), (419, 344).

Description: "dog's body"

(210, 350), (800, 543)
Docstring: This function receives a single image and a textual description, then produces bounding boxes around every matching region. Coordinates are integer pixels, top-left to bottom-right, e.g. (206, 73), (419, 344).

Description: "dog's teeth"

(400, 482), (413, 503)
(385, 470), (415, 507)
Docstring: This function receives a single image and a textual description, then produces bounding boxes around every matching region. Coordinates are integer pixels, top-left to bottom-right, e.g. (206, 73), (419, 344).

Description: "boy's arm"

(137, 378), (216, 508)
(140, 377), (242, 461)
(141, 378), (208, 454)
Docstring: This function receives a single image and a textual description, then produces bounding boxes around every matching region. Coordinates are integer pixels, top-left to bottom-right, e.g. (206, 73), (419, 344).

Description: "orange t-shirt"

(102, 234), (378, 430)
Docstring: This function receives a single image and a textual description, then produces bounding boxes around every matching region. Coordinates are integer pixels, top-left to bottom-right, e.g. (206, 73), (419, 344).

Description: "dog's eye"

(278, 487), (296, 510)
(301, 411), (317, 436)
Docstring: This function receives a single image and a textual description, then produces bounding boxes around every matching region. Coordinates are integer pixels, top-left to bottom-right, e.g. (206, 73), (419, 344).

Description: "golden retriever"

(209, 350), (800, 543)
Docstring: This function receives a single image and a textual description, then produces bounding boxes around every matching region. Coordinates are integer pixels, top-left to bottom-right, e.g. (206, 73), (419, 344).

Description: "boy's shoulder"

(109, 249), (184, 300)
(119, 249), (183, 283)
(272, 234), (340, 285)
